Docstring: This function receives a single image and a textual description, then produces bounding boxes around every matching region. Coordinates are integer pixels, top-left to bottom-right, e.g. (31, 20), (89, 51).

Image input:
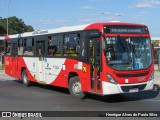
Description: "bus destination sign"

(104, 26), (149, 34)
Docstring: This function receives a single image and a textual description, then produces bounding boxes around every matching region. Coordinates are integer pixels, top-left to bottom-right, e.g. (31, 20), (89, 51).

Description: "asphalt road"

(0, 72), (160, 120)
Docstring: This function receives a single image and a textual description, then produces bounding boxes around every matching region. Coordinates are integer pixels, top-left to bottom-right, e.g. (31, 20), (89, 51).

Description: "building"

(151, 37), (160, 64)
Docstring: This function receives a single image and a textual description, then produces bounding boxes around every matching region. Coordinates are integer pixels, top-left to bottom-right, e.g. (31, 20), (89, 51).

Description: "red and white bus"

(4, 22), (154, 98)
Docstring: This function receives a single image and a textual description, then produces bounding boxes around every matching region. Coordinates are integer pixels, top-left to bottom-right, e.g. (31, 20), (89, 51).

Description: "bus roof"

(5, 22), (148, 40)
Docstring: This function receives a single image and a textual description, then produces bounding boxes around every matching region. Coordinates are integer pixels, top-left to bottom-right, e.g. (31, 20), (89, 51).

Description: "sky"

(0, 0), (160, 36)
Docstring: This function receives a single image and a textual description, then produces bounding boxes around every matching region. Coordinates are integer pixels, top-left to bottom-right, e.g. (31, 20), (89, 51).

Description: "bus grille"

(116, 72), (149, 78)
(121, 84), (147, 92)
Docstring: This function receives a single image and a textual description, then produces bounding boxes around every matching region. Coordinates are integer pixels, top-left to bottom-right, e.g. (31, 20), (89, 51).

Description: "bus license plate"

(129, 88), (139, 93)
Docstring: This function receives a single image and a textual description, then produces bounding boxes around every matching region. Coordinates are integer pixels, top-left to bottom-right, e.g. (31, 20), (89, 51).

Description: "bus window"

(23, 38), (34, 56)
(11, 43), (18, 56)
(64, 33), (81, 57)
(5, 41), (11, 55)
(18, 39), (24, 55)
(48, 46), (57, 56)
(81, 40), (85, 57)
(49, 35), (63, 56)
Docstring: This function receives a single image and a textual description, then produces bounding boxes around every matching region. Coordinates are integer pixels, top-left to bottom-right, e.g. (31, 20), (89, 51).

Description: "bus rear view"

(101, 23), (154, 95)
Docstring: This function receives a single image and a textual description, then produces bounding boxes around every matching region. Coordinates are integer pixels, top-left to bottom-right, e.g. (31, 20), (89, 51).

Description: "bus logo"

(2, 112), (11, 117)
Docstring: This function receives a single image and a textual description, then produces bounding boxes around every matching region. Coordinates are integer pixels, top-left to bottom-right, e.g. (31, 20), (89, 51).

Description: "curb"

(155, 72), (160, 76)
(154, 71), (160, 87)
(153, 84), (160, 91)
(154, 82), (160, 89)
(0, 70), (4, 73)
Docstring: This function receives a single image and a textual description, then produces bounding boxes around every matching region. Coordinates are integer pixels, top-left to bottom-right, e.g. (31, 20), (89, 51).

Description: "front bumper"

(102, 78), (154, 95)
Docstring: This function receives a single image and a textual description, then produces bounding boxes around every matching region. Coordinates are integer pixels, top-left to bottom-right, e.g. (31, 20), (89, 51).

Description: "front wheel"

(22, 70), (30, 86)
(69, 76), (85, 99)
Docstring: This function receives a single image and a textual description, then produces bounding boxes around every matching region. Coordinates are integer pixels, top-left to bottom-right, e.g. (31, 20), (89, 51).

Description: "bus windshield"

(105, 37), (152, 70)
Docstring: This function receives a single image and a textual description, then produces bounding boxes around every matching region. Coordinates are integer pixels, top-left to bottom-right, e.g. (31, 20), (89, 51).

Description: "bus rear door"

(36, 41), (46, 83)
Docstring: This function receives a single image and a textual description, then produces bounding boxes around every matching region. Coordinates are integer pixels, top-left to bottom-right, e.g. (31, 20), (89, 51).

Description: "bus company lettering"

(53, 65), (59, 70)
(12, 112), (42, 118)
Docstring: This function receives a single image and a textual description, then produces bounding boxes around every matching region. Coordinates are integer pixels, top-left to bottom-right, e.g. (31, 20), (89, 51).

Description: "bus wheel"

(22, 70), (30, 86)
(69, 76), (85, 99)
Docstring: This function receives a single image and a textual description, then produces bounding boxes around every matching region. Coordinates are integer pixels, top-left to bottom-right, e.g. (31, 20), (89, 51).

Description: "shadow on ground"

(14, 80), (159, 103)
(85, 90), (159, 103)
(14, 79), (70, 95)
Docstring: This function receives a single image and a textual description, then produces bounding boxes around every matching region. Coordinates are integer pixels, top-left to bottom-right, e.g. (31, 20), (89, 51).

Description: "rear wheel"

(22, 70), (30, 86)
(69, 76), (85, 99)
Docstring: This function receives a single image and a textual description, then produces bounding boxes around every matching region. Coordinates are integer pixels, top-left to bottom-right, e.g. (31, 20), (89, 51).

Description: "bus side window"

(23, 38), (34, 56)
(81, 41), (85, 57)
(64, 33), (81, 57)
(48, 35), (63, 56)
(18, 39), (24, 55)
(48, 46), (57, 56)
(6, 41), (11, 55)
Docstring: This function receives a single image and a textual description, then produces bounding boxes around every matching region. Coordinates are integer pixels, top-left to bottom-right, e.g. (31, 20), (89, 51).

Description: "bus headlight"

(149, 71), (154, 81)
(106, 74), (117, 84)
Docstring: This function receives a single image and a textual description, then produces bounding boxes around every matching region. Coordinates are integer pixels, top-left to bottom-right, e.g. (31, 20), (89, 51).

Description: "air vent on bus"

(121, 84), (147, 92)
(116, 72), (149, 78)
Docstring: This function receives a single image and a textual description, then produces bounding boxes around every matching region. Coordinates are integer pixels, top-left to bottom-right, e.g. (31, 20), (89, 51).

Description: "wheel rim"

(72, 81), (81, 95)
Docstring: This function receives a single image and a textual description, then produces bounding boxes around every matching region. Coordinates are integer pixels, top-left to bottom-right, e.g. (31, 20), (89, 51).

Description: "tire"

(22, 70), (30, 86)
(69, 76), (85, 99)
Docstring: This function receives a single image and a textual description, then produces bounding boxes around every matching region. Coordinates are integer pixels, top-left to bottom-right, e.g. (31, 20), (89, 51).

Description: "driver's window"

(11, 43), (18, 56)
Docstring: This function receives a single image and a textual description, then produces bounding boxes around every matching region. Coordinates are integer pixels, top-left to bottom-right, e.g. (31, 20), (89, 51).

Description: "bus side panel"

(16, 57), (24, 79)
(22, 57), (70, 86)
(50, 58), (90, 92)
(4, 56), (18, 78)
(16, 57), (36, 82)
(4, 56), (13, 77)
(49, 72), (67, 88)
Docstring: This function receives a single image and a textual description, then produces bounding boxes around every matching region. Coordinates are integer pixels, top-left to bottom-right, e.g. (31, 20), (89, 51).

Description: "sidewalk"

(0, 70), (4, 73)
(0, 70), (5, 75)
(154, 64), (160, 89)
(154, 71), (160, 89)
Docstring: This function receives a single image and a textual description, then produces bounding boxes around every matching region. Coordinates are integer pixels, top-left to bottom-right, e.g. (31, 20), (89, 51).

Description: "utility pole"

(7, 0), (11, 35)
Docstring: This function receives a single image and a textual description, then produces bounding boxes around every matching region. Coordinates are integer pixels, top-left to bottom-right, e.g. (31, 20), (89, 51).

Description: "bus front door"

(89, 38), (101, 93)
(36, 41), (46, 83)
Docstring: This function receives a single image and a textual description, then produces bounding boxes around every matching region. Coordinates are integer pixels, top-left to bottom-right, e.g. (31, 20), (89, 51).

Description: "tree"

(0, 17), (6, 35)
(0, 16), (34, 35)
(153, 41), (159, 47)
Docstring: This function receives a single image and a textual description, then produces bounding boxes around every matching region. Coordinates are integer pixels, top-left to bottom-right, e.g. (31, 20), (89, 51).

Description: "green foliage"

(0, 64), (4, 70)
(155, 70), (160, 73)
(0, 16), (34, 35)
(152, 41), (159, 47)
